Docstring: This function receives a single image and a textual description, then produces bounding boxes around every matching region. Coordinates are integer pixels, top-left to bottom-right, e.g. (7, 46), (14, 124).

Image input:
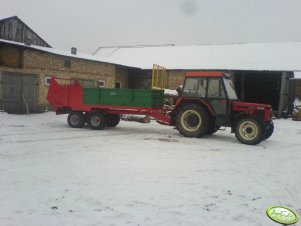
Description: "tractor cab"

(180, 71), (238, 116)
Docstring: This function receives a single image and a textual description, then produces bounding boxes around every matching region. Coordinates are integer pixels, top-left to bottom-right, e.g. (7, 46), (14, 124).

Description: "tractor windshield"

(223, 77), (238, 100)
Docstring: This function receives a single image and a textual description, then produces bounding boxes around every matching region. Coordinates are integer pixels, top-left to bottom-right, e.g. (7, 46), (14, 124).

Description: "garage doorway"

(234, 71), (282, 111)
(2, 73), (38, 113)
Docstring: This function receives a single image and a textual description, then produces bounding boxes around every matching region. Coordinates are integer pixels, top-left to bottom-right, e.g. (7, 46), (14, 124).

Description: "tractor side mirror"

(176, 85), (183, 96)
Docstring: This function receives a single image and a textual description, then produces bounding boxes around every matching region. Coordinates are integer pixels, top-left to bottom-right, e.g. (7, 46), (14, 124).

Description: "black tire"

(176, 104), (210, 138)
(106, 114), (120, 127)
(207, 125), (220, 135)
(207, 117), (219, 135)
(88, 112), (107, 130)
(235, 116), (266, 145)
(67, 112), (85, 128)
(264, 121), (274, 140)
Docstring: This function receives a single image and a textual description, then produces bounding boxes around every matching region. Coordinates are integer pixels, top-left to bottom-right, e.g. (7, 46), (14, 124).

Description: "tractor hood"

(232, 101), (273, 121)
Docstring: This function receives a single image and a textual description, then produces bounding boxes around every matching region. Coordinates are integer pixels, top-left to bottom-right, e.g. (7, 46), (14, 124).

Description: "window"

(115, 81), (121, 89)
(183, 78), (199, 96)
(79, 79), (94, 88)
(64, 59), (71, 68)
(207, 78), (226, 98)
(182, 77), (207, 97)
(223, 77), (238, 100)
(45, 76), (52, 86)
(197, 78), (207, 97)
(97, 80), (105, 87)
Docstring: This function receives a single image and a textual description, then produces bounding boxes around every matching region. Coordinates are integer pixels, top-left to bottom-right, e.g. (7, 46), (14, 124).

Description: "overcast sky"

(1, 0), (301, 54)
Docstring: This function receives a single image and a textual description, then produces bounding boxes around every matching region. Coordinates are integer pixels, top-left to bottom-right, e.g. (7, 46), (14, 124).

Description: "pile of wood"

(121, 115), (151, 123)
(292, 105), (301, 121)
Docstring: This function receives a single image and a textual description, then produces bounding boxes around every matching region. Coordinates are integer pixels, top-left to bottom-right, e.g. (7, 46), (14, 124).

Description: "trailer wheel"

(88, 112), (107, 130)
(176, 104), (210, 138)
(67, 112), (85, 128)
(235, 116), (265, 145)
(107, 114), (120, 127)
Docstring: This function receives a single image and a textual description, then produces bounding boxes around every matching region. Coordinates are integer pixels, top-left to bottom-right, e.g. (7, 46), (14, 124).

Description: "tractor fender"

(173, 98), (216, 116)
(231, 111), (248, 132)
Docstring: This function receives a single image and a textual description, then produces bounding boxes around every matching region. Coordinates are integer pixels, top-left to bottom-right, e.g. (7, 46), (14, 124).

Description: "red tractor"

(172, 71), (274, 145)
(47, 70), (274, 145)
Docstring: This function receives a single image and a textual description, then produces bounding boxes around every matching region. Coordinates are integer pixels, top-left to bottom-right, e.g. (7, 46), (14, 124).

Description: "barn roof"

(0, 16), (51, 48)
(0, 39), (134, 68)
(94, 42), (301, 72)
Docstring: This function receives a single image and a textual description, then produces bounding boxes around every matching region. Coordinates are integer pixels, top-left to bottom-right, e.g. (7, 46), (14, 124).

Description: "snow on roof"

(92, 44), (175, 57)
(94, 42), (301, 71)
(0, 39), (132, 68)
(92, 47), (119, 57)
(2, 38), (301, 72)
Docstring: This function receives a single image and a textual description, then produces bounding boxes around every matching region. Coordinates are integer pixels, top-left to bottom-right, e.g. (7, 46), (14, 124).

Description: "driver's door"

(207, 78), (229, 115)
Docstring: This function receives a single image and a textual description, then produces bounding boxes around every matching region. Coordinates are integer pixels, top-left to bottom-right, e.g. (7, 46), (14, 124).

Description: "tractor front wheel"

(235, 116), (265, 145)
(67, 112), (85, 128)
(176, 104), (210, 138)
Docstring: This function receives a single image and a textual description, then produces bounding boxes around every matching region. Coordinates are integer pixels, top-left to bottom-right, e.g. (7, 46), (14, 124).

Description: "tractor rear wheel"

(107, 114), (120, 127)
(67, 112), (85, 128)
(88, 112), (107, 130)
(235, 116), (265, 145)
(176, 104), (210, 138)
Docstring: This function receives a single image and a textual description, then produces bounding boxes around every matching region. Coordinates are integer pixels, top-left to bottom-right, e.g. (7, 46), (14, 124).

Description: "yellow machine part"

(152, 64), (166, 90)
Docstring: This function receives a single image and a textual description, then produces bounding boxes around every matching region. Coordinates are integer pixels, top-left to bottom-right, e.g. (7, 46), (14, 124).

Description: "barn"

(0, 16), (133, 114)
(94, 43), (301, 117)
(0, 16), (133, 113)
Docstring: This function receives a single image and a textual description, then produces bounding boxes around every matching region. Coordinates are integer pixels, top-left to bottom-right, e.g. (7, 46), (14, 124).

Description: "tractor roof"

(185, 71), (224, 78)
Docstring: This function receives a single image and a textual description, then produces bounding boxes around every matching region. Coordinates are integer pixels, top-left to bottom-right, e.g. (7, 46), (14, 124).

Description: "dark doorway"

(128, 69), (152, 89)
(234, 71), (282, 110)
(115, 82), (121, 89)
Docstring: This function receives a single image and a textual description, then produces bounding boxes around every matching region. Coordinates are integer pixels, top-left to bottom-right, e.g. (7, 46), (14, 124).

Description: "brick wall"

(23, 50), (115, 77)
(167, 70), (186, 89)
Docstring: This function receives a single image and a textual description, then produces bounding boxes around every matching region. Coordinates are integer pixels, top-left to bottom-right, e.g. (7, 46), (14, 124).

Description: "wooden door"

(2, 73), (38, 113)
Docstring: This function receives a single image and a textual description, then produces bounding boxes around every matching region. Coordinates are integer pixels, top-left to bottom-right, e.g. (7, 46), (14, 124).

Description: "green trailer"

(83, 88), (164, 108)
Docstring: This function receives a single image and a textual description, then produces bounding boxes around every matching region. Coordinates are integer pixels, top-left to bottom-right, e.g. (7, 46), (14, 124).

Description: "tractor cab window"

(197, 78), (207, 97)
(183, 78), (199, 96)
(183, 78), (207, 97)
(223, 77), (238, 100)
(207, 78), (225, 98)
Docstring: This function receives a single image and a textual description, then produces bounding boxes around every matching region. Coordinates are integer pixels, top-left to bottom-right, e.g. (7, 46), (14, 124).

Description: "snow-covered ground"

(0, 112), (300, 226)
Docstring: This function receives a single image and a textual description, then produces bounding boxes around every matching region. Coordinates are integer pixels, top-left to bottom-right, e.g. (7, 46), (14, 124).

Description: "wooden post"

(241, 73), (245, 100)
(278, 72), (289, 117)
